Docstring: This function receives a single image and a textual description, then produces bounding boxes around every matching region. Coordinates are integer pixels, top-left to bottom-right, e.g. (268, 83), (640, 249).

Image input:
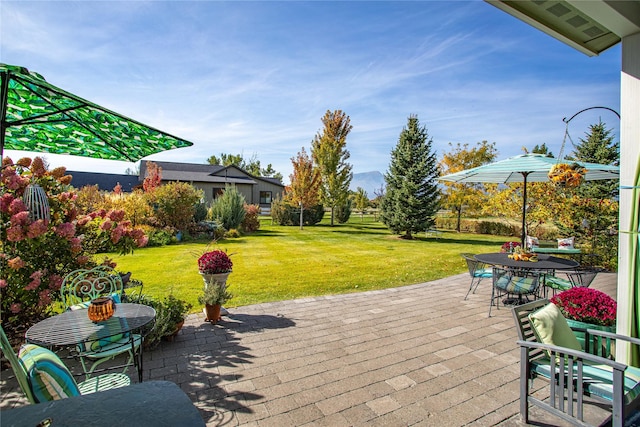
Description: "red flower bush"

(551, 287), (617, 327)
(198, 250), (233, 274)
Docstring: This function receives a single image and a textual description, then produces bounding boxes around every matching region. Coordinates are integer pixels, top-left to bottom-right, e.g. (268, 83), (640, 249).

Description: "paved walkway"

(1, 271), (618, 426)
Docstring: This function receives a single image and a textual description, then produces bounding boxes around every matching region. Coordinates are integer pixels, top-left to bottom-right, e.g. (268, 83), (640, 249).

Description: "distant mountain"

(350, 171), (385, 198)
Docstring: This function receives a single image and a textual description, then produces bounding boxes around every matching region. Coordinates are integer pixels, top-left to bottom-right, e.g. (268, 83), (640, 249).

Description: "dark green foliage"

(193, 202), (208, 223)
(272, 197), (324, 226)
(207, 186), (246, 230)
(571, 120), (619, 199)
(145, 228), (175, 247)
(334, 198), (352, 224)
(380, 115), (440, 239)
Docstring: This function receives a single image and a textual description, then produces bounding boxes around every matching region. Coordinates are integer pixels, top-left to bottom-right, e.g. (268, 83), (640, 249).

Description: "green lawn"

(111, 216), (508, 312)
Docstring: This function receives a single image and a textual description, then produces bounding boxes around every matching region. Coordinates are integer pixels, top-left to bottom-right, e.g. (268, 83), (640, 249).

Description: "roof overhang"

(485, 0), (640, 56)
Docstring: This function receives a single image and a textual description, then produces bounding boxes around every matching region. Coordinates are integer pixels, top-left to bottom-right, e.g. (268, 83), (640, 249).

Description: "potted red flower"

(198, 250), (233, 275)
(551, 287), (616, 351)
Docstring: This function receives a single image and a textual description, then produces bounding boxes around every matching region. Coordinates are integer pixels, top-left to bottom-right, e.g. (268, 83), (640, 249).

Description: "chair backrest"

(461, 253), (484, 277)
(511, 299), (550, 361)
(61, 265), (124, 309)
(0, 324), (36, 404)
(567, 267), (599, 288)
(493, 267), (540, 295)
(120, 272), (144, 303)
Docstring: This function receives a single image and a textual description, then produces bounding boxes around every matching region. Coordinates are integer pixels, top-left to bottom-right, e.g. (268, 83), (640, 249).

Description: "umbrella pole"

(0, 69), (9, 161)
(521, 172), (529, 247)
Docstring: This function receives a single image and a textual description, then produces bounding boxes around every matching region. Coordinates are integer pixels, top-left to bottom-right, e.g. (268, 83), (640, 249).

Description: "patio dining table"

(25, 303), (155, 382)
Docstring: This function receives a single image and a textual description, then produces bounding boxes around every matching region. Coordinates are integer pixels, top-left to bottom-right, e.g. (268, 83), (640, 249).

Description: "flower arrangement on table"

(500, 241), (521, 253)
(197, 250), (233, 274)
(551, 287), (616, 327)
(548, 163), (586, 188)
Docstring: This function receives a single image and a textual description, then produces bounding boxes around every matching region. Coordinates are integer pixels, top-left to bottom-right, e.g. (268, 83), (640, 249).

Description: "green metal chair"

(0, 324), (129, 404)
(545, 267), (600, 296)
(60, 266), (142, 379)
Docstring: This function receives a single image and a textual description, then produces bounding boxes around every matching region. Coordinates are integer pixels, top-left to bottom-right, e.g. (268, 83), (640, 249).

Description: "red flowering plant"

(550, 287), (617, 327)
(0, 157), (147, 341)
(198, 249), (233, 274)
(500, 241), (521, 253)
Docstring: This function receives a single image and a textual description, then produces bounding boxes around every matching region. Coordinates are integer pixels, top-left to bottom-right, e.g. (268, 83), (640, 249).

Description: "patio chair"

(0, 324), (129, 404)
(512, 299), (640, 427)
(545, 267), (600, 296)
(461, 253), (493, 300)
(120, 271), (144, 303)
(488, 267), (541, 317)
(60, 266), (142, 379)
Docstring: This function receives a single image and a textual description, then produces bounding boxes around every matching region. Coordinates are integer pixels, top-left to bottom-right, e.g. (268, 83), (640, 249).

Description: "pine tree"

(572, 120), (619, 199)
(311, 110), (353, 226)
(380, 115), (440, 239)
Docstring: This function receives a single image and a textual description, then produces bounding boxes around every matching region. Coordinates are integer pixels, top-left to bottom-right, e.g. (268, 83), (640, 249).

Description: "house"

(139, 160), (285, 212)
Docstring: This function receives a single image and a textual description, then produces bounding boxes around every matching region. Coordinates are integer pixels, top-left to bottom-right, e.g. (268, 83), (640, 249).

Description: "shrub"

(334, 198), (352, 224)
(225, 229), (241, 238)
(153, 182), (203, 231)
(0, 157), (146, 341)
(241, 204), (261, 233)
(207, 186), (246, 230)
(271, 198), (324, 226)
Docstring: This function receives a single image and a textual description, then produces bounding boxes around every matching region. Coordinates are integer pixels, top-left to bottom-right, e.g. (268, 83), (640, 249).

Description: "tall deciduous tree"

(439, 141), (497, 232)
(380, 115), (440, 239)
(352, 187), (369, 222)
(311, 110), (353, 226)
(287, 147), (321, 229)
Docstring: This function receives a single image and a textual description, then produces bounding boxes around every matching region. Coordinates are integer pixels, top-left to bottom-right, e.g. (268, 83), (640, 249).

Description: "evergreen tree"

(380, 115), (440, 239)
(572, 120), (619, 199)
(311, 110), (353, 226)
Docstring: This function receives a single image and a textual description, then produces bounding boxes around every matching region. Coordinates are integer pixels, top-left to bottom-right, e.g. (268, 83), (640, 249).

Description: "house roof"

(486, 0), (640, 56)
(68, 171), (140, 192)
(140, 160), (284, 188)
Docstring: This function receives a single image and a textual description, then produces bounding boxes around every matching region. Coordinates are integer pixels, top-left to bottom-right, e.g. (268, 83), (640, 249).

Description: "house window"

(213, 188), (225, 199)
(260, 191), (272, 204)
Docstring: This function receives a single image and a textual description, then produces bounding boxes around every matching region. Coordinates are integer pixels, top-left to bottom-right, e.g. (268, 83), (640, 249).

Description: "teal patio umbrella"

(439, 153), (619, 246)
(0, 63), (193, 161)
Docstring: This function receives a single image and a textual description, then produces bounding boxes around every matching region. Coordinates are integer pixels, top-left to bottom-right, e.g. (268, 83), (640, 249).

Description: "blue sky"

(1, 0), (621, 184)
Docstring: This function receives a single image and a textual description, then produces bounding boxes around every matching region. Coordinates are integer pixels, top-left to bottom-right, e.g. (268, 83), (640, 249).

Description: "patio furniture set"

(464, 251), (640, 426)
(0, 265), (205, 426)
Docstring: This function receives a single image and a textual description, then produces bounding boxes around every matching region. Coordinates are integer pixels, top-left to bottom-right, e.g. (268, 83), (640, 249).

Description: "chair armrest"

(517, 340), (628, 371)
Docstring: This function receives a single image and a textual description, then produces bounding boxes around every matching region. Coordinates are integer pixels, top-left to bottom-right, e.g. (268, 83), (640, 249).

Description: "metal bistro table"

(26, 303), (155, 383)
(1, 380), (205, 427)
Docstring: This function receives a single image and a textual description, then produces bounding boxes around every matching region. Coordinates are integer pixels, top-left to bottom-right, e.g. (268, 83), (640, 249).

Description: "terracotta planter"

(162, 320), (185, 342)
(204, 304), (222, 323)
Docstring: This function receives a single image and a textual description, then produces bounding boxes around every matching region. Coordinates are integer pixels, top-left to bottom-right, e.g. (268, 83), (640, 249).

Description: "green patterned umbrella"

(0, 64), (193, 161)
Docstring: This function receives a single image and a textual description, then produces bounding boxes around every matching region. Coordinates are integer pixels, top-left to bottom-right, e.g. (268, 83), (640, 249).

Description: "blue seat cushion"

(474, 268), (493, 278)
(531, 357), (640, 405)
(19, 344), (80, 402)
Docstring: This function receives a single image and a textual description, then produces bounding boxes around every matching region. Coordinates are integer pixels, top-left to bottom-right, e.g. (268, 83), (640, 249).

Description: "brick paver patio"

(1, 270), (619, 426)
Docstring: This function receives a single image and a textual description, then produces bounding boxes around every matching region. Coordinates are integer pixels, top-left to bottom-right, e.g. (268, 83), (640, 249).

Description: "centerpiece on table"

(506, 245), (538, 262)
(551, 287), (616, 352)
(197, 249), (233, 287)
